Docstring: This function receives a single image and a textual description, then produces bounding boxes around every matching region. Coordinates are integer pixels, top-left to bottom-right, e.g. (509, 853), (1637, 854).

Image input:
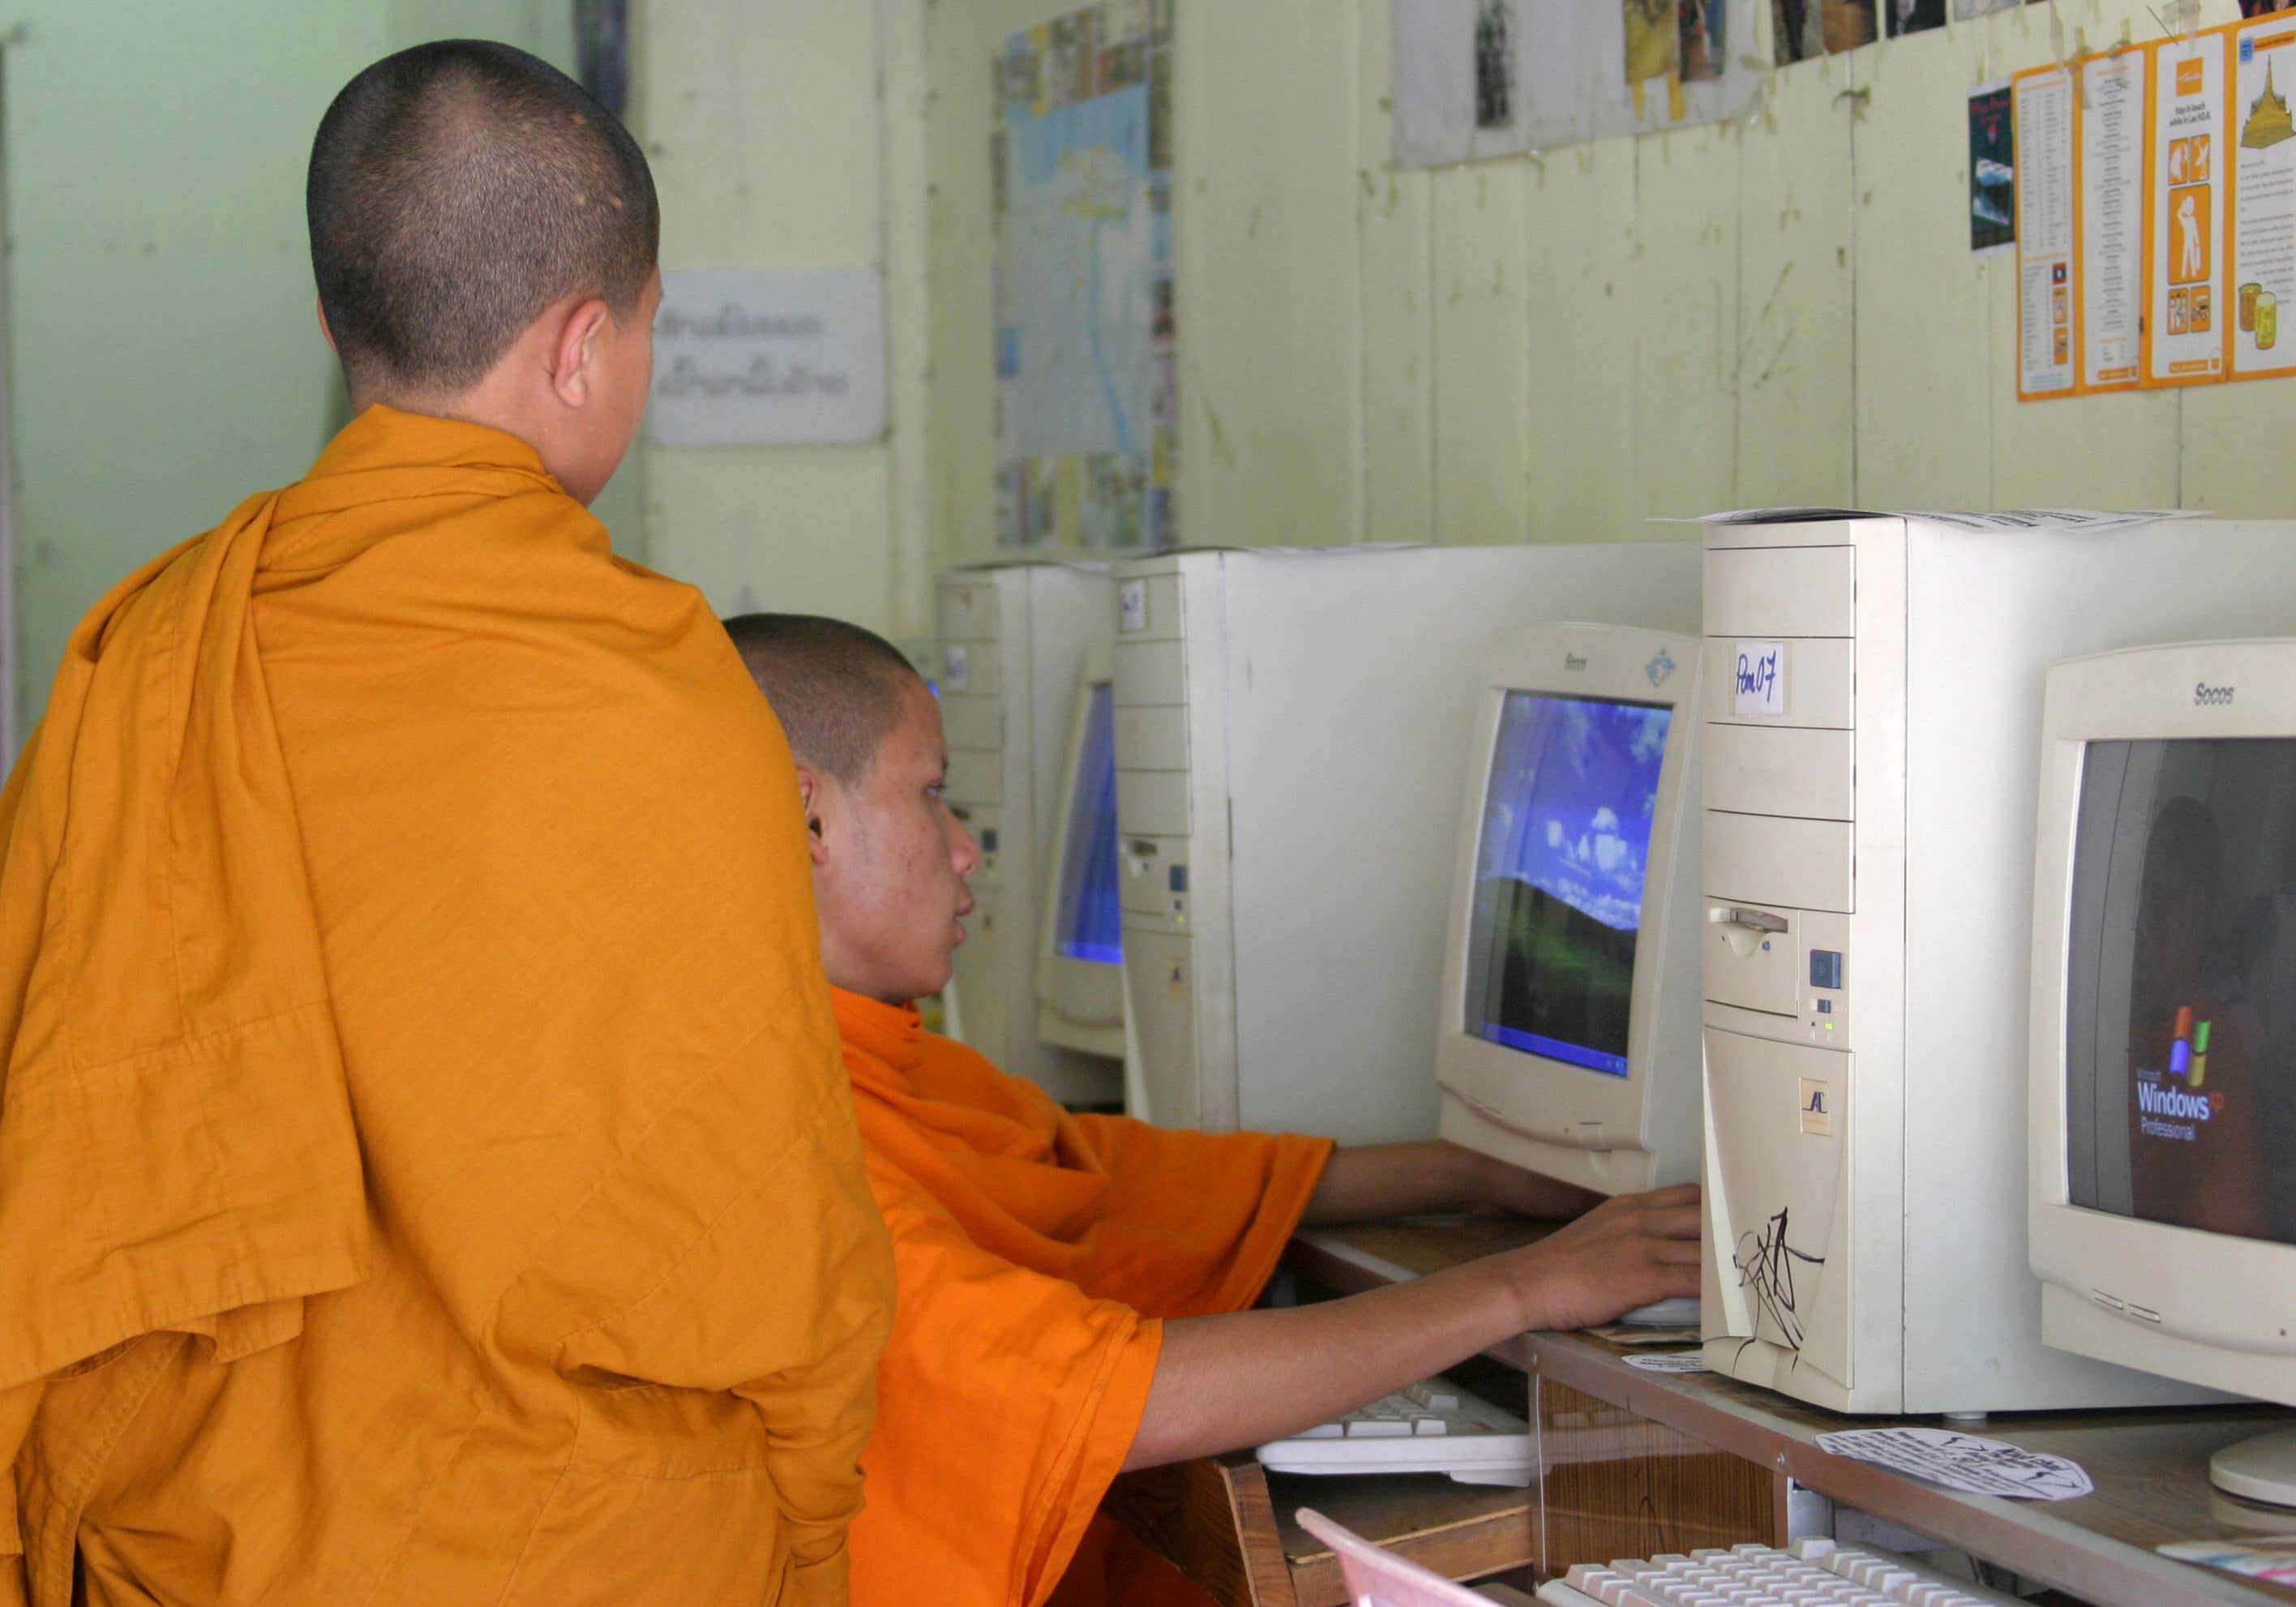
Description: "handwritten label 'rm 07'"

(1733, 641), (1785, 717)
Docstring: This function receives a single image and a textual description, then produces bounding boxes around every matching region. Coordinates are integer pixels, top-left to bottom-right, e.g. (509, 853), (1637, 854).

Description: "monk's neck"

(350, 387), (539, 448)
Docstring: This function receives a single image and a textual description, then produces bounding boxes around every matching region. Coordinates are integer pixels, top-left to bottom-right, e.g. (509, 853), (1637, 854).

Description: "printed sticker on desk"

(1814, 1427), (2093, 1501)
(1119, 578), (1149, 634)
(2158, 1538), (2296, 1586)
(1625, 1352), (1711, 1373)
(1733, 641), (1786, 717)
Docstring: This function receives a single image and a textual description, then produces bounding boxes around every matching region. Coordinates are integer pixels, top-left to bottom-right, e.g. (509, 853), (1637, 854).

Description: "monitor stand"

(2212, 1429), (2296, 1508)
(1617, 1296), (1701, 1329)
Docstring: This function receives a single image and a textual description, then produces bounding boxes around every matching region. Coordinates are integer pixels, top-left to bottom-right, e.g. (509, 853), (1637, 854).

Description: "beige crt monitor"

(937, 563), (1121, 1106)
(1035, 638), (1125, 1061)
(2028, 640), (2296, 1502)
(1434, 623), (1704, 1196)
(1112, 543), (1703, 1145)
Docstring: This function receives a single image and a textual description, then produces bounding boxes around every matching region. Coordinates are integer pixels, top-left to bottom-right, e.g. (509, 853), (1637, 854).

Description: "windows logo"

(2169, 1005), (2212, 1089)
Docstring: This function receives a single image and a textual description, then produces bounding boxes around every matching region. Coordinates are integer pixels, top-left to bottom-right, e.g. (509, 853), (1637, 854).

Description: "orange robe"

(0, 407), (894, 1605)
(832, 989), (1332, 1607)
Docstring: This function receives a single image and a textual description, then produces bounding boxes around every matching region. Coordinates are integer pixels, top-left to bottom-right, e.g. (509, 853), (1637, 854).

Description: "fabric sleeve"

(1069, 1116), (1335, 1318)
(847, 1175), (1163, 1607)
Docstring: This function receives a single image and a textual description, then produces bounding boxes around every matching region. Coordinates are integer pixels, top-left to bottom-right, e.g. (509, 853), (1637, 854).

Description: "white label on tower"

(943, 645), (970, 692)
(1118, 578), (1149, 634)
(1733, 641), (1786, 717)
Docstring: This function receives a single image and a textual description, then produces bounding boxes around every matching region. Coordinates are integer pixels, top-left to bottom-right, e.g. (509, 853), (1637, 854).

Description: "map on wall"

(1392, 0), (1764, 166)
(993, 1), (1176, 551)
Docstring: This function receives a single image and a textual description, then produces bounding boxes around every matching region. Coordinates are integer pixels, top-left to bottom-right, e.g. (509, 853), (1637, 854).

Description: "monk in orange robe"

(725, 615), (1702, 1607)
(0, 45), (892, 1605)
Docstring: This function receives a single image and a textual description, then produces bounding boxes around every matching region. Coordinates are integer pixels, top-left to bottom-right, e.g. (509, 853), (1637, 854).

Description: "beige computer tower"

(1698, 512), (2296, 1414)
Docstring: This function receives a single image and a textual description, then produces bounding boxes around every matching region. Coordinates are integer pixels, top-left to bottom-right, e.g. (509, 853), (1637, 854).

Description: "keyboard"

(1534, 1538), (2025, 1605)
(1255, 1377), (1532, 1486)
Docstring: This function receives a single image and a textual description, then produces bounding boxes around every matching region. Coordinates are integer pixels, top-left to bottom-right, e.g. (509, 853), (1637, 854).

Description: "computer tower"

(1699, 512), (2296, 1412)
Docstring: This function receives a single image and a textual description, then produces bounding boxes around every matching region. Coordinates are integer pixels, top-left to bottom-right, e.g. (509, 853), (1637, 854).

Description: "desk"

(1276, 1219), (2296, 1607)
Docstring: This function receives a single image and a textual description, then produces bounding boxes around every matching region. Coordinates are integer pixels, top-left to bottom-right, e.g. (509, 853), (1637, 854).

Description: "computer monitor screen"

(1052, 681), (1122, 966)
(2063, 738), (2296, 1247)
(1461, 692), (1673, 1079)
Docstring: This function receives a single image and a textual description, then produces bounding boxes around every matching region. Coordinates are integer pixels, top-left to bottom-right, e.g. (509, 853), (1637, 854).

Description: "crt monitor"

(1038, 641), (1124, 1061)
(2029, 638), (2296, 1506)
(1433, 621), (1703, 1197)
(2029, 640), (2296, 1504)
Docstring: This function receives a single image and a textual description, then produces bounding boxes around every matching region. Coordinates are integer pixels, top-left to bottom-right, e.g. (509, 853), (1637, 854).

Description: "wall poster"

(992, 0), (1175, 551)
(1391, 0), (1764, 167)
(2011, 15), (2296, 400)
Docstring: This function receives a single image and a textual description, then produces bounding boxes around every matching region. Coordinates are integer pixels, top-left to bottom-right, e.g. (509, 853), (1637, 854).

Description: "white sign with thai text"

(648, 267), (886, 447)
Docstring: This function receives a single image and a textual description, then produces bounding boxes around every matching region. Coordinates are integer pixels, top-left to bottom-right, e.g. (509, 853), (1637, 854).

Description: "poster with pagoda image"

(2231, 13), (2296, 379)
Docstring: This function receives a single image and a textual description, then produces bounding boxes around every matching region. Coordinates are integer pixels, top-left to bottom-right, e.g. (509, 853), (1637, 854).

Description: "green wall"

(0, 1), (641, 738)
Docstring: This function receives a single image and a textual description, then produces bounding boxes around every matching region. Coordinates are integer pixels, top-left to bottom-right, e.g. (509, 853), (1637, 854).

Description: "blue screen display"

(1461, 692), (1672, 1078)
(1055, 682), (1124, 966)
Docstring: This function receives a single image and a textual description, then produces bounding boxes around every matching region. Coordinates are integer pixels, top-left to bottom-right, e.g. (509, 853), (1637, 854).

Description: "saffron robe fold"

(832, 988), (1332, 1607)
(0, 407), (893, 1606)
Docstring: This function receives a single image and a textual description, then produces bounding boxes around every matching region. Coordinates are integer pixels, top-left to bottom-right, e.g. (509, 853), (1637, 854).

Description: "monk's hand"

(1499, 1182), (1702, 1332)
(1469, 1151), (1608, 1222)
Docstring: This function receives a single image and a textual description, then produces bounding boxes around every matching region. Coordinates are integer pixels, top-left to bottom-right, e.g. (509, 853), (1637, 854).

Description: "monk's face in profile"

(806, 677), (982, 1005)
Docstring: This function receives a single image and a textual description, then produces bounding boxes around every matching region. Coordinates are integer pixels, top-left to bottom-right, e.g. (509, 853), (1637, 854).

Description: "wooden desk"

(1103, 1453), (1541, 1607)
(1283, 1219), (2296, 1607)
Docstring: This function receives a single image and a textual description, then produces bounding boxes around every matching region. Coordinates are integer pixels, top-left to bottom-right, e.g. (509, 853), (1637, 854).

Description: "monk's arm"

(1122, 1184), (1699, 1471)
(1299, 1139), (1603, 1226)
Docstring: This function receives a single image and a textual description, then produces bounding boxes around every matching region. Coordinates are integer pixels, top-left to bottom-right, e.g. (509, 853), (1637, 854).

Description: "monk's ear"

(795, 766), (831, 867)
(316, 300), (338, 354)
(548, 297), (615, 407)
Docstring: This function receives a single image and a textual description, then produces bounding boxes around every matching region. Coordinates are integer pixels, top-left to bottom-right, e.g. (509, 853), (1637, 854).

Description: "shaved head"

(308, 40), (659, 394)
(725, 615), (924, 785)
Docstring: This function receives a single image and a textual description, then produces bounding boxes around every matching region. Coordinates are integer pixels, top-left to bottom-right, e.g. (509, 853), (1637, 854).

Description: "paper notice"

(1685, 508), (2201, 534)
(1679, 508), (1873, 524)
(2148, 32), (2231, 386)
(1903, 508), (2200, 533)
(1814, 1427), (2095, 1500)
(2080, 49), (2148, 389)
(2159, 1537), (2296, 1585)
(1625, 1352), (1712, 1373)
(1971, 79), (2016, 255)
(2230, 15), (2296, 379)
(2015, 67), (2079, 397)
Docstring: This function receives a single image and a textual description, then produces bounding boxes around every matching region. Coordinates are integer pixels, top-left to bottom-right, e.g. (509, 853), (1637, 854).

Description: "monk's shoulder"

(913, 1029), (1052, 1104)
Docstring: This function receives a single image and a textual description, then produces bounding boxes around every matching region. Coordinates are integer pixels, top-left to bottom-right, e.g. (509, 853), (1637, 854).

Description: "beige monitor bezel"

(1433, 621), (1701, 1185)
(2028, 638), (2296, 1395)
(1036, 637), (1124, 1060)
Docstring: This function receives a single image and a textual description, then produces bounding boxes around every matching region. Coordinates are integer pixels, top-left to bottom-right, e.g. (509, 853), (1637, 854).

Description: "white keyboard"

(1534, 1538), (2025, 1606)
(1255, 1377), (1532, 1487)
